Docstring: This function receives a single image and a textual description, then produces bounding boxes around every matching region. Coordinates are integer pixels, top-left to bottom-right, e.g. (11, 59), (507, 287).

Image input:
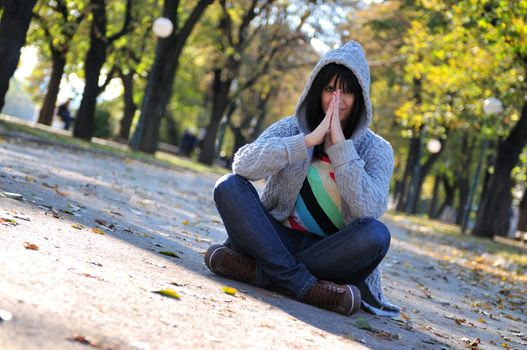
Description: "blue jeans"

(213, 174), (391, 300)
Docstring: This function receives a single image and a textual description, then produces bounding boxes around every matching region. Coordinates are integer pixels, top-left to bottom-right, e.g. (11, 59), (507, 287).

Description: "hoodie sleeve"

(326, 137), (394, 218)
(232, 117), (309, 181)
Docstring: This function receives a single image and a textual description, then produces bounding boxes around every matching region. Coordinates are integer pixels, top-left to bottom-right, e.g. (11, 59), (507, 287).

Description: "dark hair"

(305, 63), (364, 158)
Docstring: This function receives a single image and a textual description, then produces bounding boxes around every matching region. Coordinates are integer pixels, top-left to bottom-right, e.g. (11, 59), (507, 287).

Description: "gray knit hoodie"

(232, 41), (399, 317)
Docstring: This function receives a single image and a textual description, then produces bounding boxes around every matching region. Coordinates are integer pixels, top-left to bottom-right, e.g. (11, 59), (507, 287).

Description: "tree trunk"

(472, 103), (527, 238)
(73, 37), (107, 139)
(165, 112), (179, 145)
(73, 0), (108, 140)
(456, 132), (472, 225)
(37, 50), (66, 125)
(395, 136), (420, 211)
(518, 188), (527, 232)
(129, 0), (212, 153)
(438, 175), (456, 219)
(198, 68), (232, 165)
(428, 174), (440, 218)
(0, 0), (37, 111)
(118, 70), (137, 140)
(410, 139), (444, 214)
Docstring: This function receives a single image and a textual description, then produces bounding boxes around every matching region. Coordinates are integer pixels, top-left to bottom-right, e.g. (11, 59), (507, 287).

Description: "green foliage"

(93, 106), (112, 138)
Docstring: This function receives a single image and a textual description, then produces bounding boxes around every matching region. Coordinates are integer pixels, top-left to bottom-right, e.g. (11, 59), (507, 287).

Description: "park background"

(2, 0), (526, 240)
(1, 1), (527, 349)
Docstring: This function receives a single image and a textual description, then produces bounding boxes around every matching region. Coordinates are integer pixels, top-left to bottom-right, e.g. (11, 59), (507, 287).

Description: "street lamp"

(483, 97), (504, 116)
(152, 17), (173, 38)
(427, 139), (442, 154)
(461, 97), (503, 233)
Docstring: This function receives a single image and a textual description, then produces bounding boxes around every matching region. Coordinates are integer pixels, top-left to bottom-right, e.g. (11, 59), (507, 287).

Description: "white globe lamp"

(483, 97), (503, 116)
(152, 17), (173, 38)
(427, 139), (441, 154)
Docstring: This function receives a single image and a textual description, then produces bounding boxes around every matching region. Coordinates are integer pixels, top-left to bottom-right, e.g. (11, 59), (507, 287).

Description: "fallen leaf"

(455, 318), (467, 325)
(67, 204), (82, 211)
(503, 314), (519, 321)
(354, 317), (373, 331)
(95, 219), (108, 226)
(153, 288), (180, 300)
(91, 228), (105, 235)
(0, 192), (23, 200)
(182, 220), (189, 225)
(23, 242), (39, 250)
(461, 337), (480, 349)
(0, 217), (18, 226)
(55, 188), (69, 197)
(159, 251), (181, 258)
(222, 286), (237, 296)
(68, 335), (103, 349)
(0, 309), (13, 322)
(61, 209), (74, 215)
(71, 223), (84, 230)
(42, 182), (57, 189)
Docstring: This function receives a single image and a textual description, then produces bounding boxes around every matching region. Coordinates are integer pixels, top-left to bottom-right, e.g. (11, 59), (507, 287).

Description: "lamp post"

(129, 17), (174, 151)
(460, 97), (503, 233)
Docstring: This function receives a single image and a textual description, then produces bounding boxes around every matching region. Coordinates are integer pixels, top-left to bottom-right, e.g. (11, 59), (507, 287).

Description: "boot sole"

(205, 244), (224, 272)
(347, 285), (361, 315)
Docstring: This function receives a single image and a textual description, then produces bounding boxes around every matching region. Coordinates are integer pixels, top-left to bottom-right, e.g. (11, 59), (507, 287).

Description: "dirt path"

(0, 129), (525, 350)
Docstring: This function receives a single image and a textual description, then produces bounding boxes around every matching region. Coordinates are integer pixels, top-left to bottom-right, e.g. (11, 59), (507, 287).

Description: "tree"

(129, 0), (213, 153)
(461, 1), (527, 238)
(33, 0), (86, 126)
(73, 0), (132, 140)
(198, 0), (326, 165)
(0, 0), (37, 112)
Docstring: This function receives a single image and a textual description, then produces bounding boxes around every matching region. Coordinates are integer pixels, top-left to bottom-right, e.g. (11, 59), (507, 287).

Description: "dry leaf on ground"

(152, 288), (180, 300)
(23, 242), (39, 250)
(91, 228), (105, 235)
(222, 286), (237, 296)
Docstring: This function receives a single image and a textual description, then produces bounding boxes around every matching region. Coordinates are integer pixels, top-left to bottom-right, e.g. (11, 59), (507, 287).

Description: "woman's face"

(321, 75), (355, 124)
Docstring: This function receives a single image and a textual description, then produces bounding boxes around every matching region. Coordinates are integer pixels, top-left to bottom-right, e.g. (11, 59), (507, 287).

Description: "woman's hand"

(330, 90), (346, 145)
(304, 94), (334, 147)
(324, 91), (346, 149)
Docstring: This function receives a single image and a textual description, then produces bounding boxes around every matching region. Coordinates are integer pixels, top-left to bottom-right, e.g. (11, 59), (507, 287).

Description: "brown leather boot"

(302, 280), (361, 316)
(204, 244), (257, 284)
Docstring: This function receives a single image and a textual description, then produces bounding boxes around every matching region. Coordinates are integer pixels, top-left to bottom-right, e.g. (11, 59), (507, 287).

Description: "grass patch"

(385, 211), (527, 270)
(0, 117), (229, 176)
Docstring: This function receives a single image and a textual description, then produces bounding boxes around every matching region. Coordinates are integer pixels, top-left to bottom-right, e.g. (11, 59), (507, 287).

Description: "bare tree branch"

(108, 0), (133, 43)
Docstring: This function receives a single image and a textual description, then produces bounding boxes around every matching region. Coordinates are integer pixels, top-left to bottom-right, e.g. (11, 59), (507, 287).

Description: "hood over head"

(294, 41), (372, 140)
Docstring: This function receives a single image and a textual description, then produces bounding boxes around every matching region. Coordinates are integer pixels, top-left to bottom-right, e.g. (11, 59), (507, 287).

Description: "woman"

(205, 41), (399, 317)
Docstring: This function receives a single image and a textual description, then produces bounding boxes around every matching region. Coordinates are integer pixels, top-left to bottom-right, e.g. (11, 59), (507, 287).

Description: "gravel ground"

(0, 127), (525, 350)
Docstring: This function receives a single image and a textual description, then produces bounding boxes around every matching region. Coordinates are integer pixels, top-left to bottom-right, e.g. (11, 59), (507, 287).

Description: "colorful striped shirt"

(282, 154), (344, 237)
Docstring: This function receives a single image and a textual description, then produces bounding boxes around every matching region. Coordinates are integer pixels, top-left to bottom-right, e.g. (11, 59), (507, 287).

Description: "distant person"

(57, 98), (73, 130)
(180, 129), (197, 157)
(204, 41), (399, 317)
(57, 98), (74, 130)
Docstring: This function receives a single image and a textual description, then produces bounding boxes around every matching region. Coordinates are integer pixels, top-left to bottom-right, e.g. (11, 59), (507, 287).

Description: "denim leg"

(213, 173), (317, 299)
(295, 218), (391, 285)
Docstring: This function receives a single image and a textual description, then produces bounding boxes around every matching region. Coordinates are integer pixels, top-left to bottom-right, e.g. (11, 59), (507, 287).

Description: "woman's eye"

(343, 89), (353, 94)
(324, 86), (334, 92)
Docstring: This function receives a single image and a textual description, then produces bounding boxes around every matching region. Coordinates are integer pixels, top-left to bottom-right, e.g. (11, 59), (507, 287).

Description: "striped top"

(282, 154), (344, 237)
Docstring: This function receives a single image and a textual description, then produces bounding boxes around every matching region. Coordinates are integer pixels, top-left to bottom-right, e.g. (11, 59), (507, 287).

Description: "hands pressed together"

(304, 91), (346, 149)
